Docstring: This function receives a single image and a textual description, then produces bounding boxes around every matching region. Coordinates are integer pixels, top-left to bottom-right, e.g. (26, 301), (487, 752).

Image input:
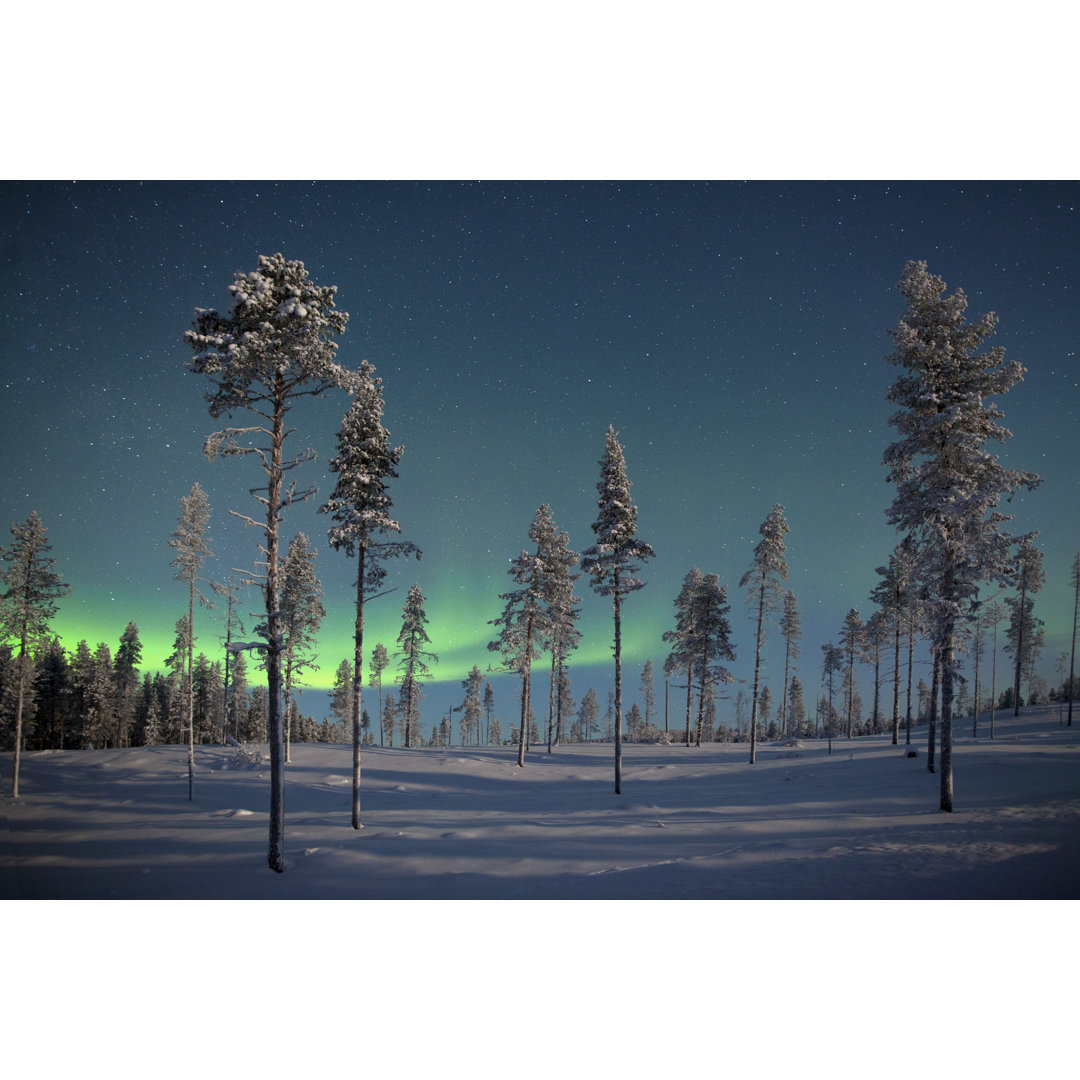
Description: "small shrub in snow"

(230, 745), (268, 769)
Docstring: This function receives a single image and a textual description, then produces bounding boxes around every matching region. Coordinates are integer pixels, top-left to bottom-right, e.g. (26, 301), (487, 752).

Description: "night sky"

(2, 181), (1078, 732)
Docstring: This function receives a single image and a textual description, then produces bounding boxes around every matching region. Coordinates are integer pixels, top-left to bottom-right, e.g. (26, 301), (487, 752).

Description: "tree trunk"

(891, 614), (901, 745)
(927, 648), (940, 774)
(1013, 579), (1027, 716)
(684, 669), (692, 747)
(547, 651), (556, 753)
(613, 575), (622, 794)
(351, 548), (365, 828)
(940, 634), (955, 812)
(187, 578), (195, 801)
(11, 644), (28, 798)
(517, 611), (532, 769)
(266, 376), (287, 873)
(749, 578), (765, 764)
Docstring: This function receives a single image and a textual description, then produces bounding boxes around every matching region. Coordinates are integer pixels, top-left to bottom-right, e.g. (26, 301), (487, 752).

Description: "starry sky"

(2, 180), (1077, 732)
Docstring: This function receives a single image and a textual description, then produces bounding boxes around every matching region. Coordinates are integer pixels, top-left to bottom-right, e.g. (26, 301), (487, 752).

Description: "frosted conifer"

(739, 504), (789, 763)
(884, 260), (1040, 811)
(185, 253), (353, 871)
(320, 361), (419, 824)
(0, 512), (70, 797)
(396, 584), (436, 749)
(169, 483), (214, 801)
(582, 427), (654, 794)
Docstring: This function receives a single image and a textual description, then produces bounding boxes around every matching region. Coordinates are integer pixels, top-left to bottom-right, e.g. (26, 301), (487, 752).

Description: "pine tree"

(664, 567), (704, 748)
(821, 643), (843, 755)
(212, 575), (246, 746)
(169, 483), (215, 802)
(329, 659), (353, 735)
(383, 693), (398, 748)
(884, 260), (1040, 811)
(370, 643), (390, 745)
(640, 659), (656, 731)
(396, 584), (436, 749)
(462, 666), (484, 747)
(871, 540), (916, 745)
(483, 681), (495, 744)
(787, 676), (806, 737)
(1005, 538), (1045, 717)
(529, 505), (581, 754)
(778, 590), (801, 738)
(581, 428), (654, 792)
(839, 608), (864, 738)
(488, 518), (550, 768)
(688, 573), (736, 747)
(319, 361), (420, 825)
(277, 531), (325, 763)
(0, 513), (70, 796)
(113, 622), (142, 749)
(739, 504), (789, 764)
(578, 687), (598, 744)
(186, 253), (354, 871)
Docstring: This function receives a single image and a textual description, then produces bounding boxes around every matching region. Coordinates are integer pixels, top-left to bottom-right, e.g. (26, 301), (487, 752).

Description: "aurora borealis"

(2, 181), (1078, 732)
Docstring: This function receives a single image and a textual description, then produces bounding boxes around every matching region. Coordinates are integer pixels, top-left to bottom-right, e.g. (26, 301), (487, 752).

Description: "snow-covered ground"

(3, 706), (1077, 899)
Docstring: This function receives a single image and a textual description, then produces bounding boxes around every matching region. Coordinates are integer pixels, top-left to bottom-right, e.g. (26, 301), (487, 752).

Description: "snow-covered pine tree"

(462, 666), (484, 746)
(640, 659), (656, 731)
(530, 505), (581, 754)
(370, 643), (390, 745)
(319, 361), (419, 824)
(396, 584), (436, 749)
(169, 482), (215, 801)
(277, 532), (325, 763)
(688, 573), (735, 747)
(329, 659), (353, 734)
(488, 514), (551, 767)
(185, 253), (354, 871)
(779, 590), (801, 738)
(821, 642), (843, 755)
(578, 687), (598, 743)
(739, 504), (789, 764)
(1005, 537), (1044, 717)
(864, 610), (889, 735)
(871, 540), (916, 745)
(113, 622), (142, 749)
(884, 260), (1040, 811)
(212, 575), (246, 746)
(664, 566), (704, 748)
(839, 608), (864, 739)
(582, 427), (654, 793)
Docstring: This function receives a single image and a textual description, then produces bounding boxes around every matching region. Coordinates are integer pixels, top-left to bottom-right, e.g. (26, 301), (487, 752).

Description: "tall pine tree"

(883, 260), (1040, 811)
(186, 252), (354, 872)
(581, 427), (654, 795)
(169, 482), (214, 801)
(0, 512), (70, 797)
(739, 504), (789, 763)
(320, 361), (419, 825)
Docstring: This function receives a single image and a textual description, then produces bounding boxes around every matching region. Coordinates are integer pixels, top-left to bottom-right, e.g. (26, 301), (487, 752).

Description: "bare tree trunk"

(351, 548), (365, 828)
(749, 578), (765, 764)
(891, 615), (901, 745)
(547, 652), (556, 754)
(940, 635), (955, 812)
(1013, 579), (1027, 716)
(613, 577), (622, 794)
(187, 578), (195, 801)
(11, 645), (28, 798)
(266, 377), (287, 874)
(927, 648), (940, 774)
(517, 610), (533, 769)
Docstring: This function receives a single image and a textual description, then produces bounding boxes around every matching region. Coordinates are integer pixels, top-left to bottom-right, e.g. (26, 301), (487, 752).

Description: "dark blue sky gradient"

(2, 181), (1077, 732)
